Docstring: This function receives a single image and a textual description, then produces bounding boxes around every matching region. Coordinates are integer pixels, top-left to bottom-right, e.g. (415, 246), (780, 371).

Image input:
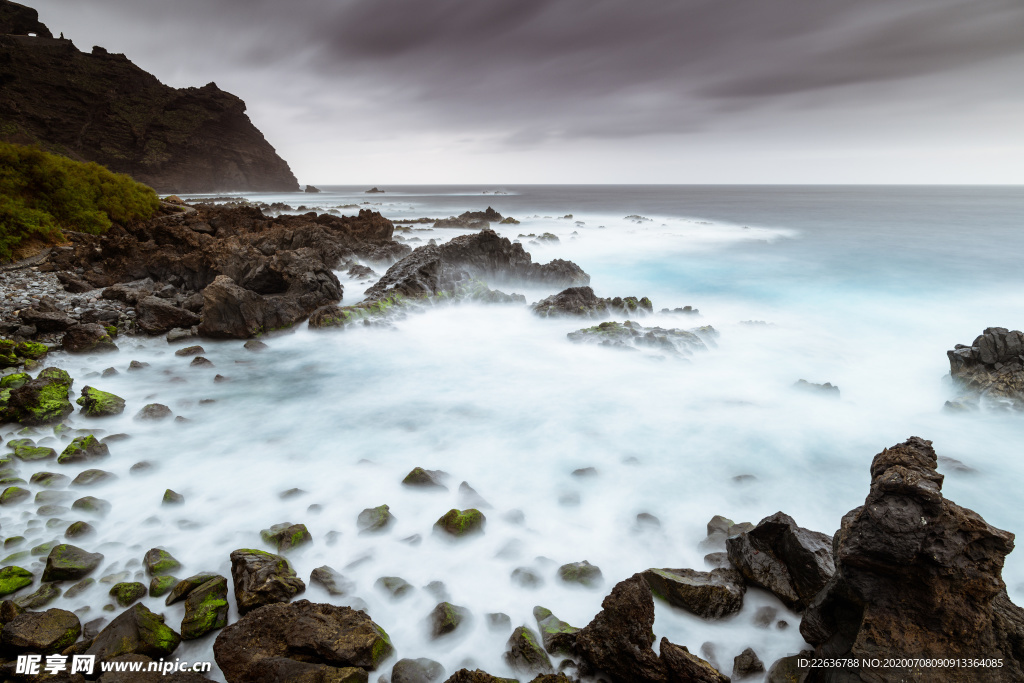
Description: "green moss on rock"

(109, 581), (147, 607)
(180, 575), (228, 640)
(0, 486), (30, 505)
(0, 373), (30, 390)
(434, 508), (486, 538)
(0, 565), (33, 596)
(76, 386), (126, 417)
(42, 544), (104, 581)
(143, 548), (182, 576)
(58, 434), (110, 465)
(260, 522), (312, 553)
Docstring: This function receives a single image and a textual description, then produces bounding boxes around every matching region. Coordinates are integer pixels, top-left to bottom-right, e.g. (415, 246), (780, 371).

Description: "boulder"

(229, 548), (305, 615)
(180, 576), (229, 640)
(947, 328), (1024, 409)
(165, 573), (222, 606)
(641, 567), (745, 619)
(197, 276), (266, 339)
(660, 639), (730, 683)
(557, 560), (603, 588)
(0, 607), (80, 653)
(357, 504), (395, 533)
(136, 297), (200, 335)
(428, 602), (470, 639)
(392, 658), (445, 683)
(260, 522), (312, 552)
(503, 626), (553, 675)
(567, 320), (712, 356)
(77, 386), (126, 417)
(62, 323), (119, 353)
(19, 308), (75, 333)
(2, 367), (74, 426)
(799, 437), (1024, 680)
(86, 603), (181, 662)
(213, 600), (393, 681)
(143, 548), (182, 576)
(434, 509), (486, 538)
(532, 606), (578, 656)
(732, 648), (765, 680)
(726, 511), (834, 611)
(532, 286), (652, 318)
(42, 544), (103, 581)
(58, 434), (110, 464)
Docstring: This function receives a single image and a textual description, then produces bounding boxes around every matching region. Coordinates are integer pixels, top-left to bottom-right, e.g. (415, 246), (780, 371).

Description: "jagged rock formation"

(363, 229), (589, 302)
(947, 327), (1024, 410)
(799, 437), (1024, 682)
(434, 208), (504, 229)
(567, 320), (715, 356)
(0, 1), (299, 192)
(532, 286), (652, 318)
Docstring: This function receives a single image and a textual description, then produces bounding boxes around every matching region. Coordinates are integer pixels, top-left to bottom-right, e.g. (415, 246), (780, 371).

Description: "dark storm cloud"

(38, 0), (1024, 144)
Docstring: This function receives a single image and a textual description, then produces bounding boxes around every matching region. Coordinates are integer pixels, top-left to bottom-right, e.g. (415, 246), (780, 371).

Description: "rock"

(58, 434), (110, 464)
(567, 320), (712, 356)
(947, 328), (1024, 408)
(13, 583), (61, 609)
(32, 471), (70, 489)
(765, 654), (810, 683)
(213, 600), (393, 680)
(532, 286), (652, 318)
(443, 671), (516, 683)
(799, 437), (1024, 678)
(375, 576), (414, 600)
(402, 467), (448, 489)
(243, 339), (268, 351)
(732, 648), (765, 679)
(128, 360), (150, 371)
(503, 626), (553, 675)
(110, 581), (147, 607)
(77, 386), (126, 417)
(357, 504), (395, 533)
(393, 658), (445, 683)
(0, 485), (30, 505)
(364, 229), (589, 303)
(137, 297), (200, 335)
(73, 495), (111, 514)
(458, 481), (491, 509)
(660, 638), (730, 683)
(180, 575), (229, 640)
(0, 566), (33, 597)
(42, 544), (103, 581)
(310, 566), (353, 597)
(2, 367), (74, 425)
(167, 327), (198, 343)
(641, 567), (745, 619)
(229, 548), (305, 615)
(174, 345), (205, 357)
(574, 574), (663, 682)
(62, 323), (119, 353)
(86, 603), (181, 663)
(557, 560), (603, 588)
(433, 207), (503, 227)
(163, 489), (185, 505)
(533, 606), (579, 656)
(434, 509), (486, 538)
(305, 185), (321, 193)
(0, 607), (80, 653)
(429, 602), (470, 639)
(135, 403), (173, 421)
(65, 521), (96, 539)
(19, 307), (75, 333)
(190, 356), (214, 367)
(143, 548), (182, 576)
(726, 511), (834, 611)
(511, 567), (544, 588)
(486, 613), (511, 632)
(260, 522), (312, 552)
(72, 469), (117, 486)
(793, 379), (840, 397)
(165, 573), (221, 605)
(149, 575), (178, 598)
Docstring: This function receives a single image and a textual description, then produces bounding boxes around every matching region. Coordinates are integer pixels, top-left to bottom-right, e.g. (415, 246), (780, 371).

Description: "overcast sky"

(34, 0), (1024, 185)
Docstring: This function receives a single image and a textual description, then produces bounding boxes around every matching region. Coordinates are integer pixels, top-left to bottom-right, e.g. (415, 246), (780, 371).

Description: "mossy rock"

(0, 476), (26, 486)
(58, 435), (110, 465)
(162, 489), (184, 505)
(76, 386), (126, 418)
(0, 373), (30, 390)
(42, 544), (104, 581)
(556, 561), (603, 588)
(71, 469), (116, 486)
(429, 601), (470, 639)
(6, 437), (34, 448)
(0, 566), (33, 597)
(12, 444), (56, 461)
(84, 603), (182, 661)
(53, 423), (72, 438)
(143, 548), (182, 576)
(64, 578), (95, 599)
(402, 467), (448, 489)
(164, 573), (218, 605)
(533, 606), (579, 655)
(309, 566), (353, 598)
(4, 536), (25, 549)
(30, 471), (71, 488)
(0, 486), (30, 505)
(72, 496), (111, 515)
(149, 574), (178, 599)
(110, 581), (147, 607)
(14, 582), (62, 609)
(434, 509), (486, 538)
(2, 550), (30, 565)
(357, 504), (395, 533)
(375, 576), (413, 600)
(260, 523), (312, 553)
(134, 403), (172, 421)
(35, 489), (72, 505)
(37, 504), (69, 516)
(2, 367), (74, 426)
(504, 625), (553, 675)
(180, 575), (228, 640)
(14, 342), (48, 360)
(30, 540), (60, 556)
(65, 521), (96, 539)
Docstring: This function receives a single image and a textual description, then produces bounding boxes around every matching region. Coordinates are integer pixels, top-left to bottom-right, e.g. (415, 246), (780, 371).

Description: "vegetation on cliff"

(0, 141), (158, 260)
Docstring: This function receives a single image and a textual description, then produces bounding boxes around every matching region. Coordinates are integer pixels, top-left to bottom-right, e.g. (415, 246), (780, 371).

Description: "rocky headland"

(0, 1), (299, 193)
(946, 328), (1024, 411)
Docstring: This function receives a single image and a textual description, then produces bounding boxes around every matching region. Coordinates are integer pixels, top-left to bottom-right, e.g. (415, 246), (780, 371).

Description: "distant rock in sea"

(365, 187), (385, 194)
(0, 0), (299, 193)
(304, 185), (321, 193)
(947, 327), (1024, 410)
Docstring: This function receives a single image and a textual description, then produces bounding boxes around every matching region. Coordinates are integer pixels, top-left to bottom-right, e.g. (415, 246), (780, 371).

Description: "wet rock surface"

(947, 327), (1024, 409)
(641, 567), (745, 619)
(567, 319), (716, 356)
(229, 548), (305, 615)
(532, 286), (652, 318)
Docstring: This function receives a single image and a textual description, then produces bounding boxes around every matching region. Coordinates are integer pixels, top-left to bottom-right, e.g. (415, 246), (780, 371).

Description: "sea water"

(3, 185), (1023, 681)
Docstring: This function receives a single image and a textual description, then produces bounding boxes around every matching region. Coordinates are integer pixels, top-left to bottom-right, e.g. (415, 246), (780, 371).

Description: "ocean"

(8, 185), (1024, 680)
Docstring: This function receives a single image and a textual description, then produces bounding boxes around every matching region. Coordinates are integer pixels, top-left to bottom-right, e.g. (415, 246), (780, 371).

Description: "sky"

(33, 0), (1024, 185)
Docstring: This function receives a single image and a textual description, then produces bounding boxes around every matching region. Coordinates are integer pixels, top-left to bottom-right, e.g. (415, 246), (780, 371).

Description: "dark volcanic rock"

(532, 606), (578, 656)
(229, 548), (305, 615)
(567, 320), (714, 356)
(660, 638), (730, 683)
(2, 366), (73, 425)
(0, 10), (298, 193)
(0, 607), (80, 654)
(213, 600), (393, 681)
(62, 323), (119, 353)
(434, 207), (503, 228)
(503, 626), (553, 675)
(363, 229), (588, 301)
(532, 286), (652, 318)
(726, 511), (834, 611)
(0, 1), (52, 37)
(641, 567), (745, 619)
(799, 437), (1024, 681)
(86, 603), (181, 663)
(947, 327), (1024, 409)
(136, 296), (201, 335)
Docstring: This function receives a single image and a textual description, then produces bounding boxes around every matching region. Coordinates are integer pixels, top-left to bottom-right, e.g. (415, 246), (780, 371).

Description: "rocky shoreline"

(2, 200), (1023, 682)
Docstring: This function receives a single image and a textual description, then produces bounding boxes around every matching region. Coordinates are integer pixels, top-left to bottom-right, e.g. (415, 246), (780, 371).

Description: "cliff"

(0, 1), (299, 193)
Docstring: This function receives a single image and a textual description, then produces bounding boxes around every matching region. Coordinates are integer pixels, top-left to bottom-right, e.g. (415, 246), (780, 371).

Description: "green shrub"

(0, 142), (159, 260)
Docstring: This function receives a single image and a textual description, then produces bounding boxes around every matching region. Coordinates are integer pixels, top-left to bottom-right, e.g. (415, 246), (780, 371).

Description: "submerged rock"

(213, 600), (393, 680)
(532, 286), (652, 318)
(434, 509), (486, 538)
(947, 327), (1024, 409)
(799, 437), (1024, 680)
(357, 504), (396, 533)
(402, 467), (448, 489)
(726, 511), (834, 611)
(567, 320), (714, 356)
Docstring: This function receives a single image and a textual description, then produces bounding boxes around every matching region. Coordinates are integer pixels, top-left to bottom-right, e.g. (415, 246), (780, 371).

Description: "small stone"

(174, 345), (205, 357)
(162, 489), (184, 505)
(71, 469), (116, 486)
(487, 612), (512, 632)
(511, 567), (544, 589)
(429, 601), (470, 639)
(109, 581), (147, 607)
(376, 576), (414, 600)
(504, 625), (553, 675)
(14, 583), (62, 609)
(58, 435), (109, 465)
(143, 548), (182, 576)
(309, 566), (354, 597)
(392, 658), (445, 683)
(76, 386), (126, 417)
(260, 522), (312, 552)
(190, 356), (214, 367)
(0, 566), (34, 597)
(243, 340), (268, 352)
(30, 472), (70, 488)
(556, 561), (603, 588)
(434, 509), (486, 538)
(165, 573), (220, 605)
(72, 496), (111, 515)
(130, 461), (155, 475)
(65, 521), (96, 539)
(733, 647), (765, 679)
(402, 467), (448, 489)
(43, 544), (103, 581)
(135, 403), (172, 420)
(127, 360), (150, 372)
(149, 575), (178, 598)
(357, 504), (395, 533)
